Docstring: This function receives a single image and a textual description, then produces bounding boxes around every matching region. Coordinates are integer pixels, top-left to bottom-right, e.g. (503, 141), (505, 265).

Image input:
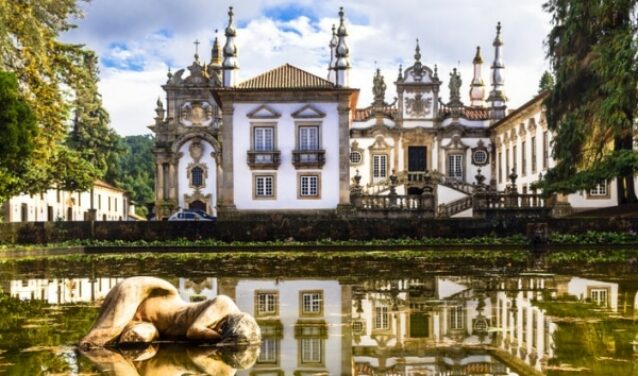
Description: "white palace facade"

(150, 7), (623, 219)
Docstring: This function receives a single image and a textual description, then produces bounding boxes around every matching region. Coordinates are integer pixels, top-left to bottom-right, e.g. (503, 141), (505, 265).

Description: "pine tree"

(542, 0), (638, 203)
(67, 51), (122, 183)
(538, 71), (554, 93)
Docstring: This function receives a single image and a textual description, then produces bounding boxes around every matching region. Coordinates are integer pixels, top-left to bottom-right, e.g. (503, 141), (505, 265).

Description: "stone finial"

(414, 38), (422, 62)
(470, 46), (486, 106)
(334, 7), (350, 87)
(487, 21), (507, 119)
(211, 29), (222, 66)
(448, 68), (462, 105)
(397, 64), (403, 81)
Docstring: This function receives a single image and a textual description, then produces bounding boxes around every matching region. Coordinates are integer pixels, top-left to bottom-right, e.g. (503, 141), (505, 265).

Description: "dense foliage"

(541, 0), (638, 202)
(0, 0), (114, 196)
(538, 70), (554, 93)
(0, 71), (37, 202)
(113, 135), (155, 215)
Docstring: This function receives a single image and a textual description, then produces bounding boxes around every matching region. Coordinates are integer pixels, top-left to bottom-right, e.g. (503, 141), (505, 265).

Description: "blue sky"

(63, 1), (550, 136)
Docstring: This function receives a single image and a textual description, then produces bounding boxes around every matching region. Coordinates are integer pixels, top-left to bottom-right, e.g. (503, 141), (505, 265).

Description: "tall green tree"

(538, 70), (555, 93)
(0, 71), (37, 202)
(542, 0), (638, 203)
(67, 51), (122, 182)
(113, 135), (155, 216)
(0, 0), (102, 193)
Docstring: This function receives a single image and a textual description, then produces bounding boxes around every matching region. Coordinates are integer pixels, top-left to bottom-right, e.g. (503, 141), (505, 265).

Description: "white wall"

(232, 102), (341, 210)
(177, 139), (217, 214)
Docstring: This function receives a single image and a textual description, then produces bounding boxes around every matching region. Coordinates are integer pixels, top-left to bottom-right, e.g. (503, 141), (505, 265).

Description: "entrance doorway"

(188, 200), (206, 212)
(408, 146), (427, 172)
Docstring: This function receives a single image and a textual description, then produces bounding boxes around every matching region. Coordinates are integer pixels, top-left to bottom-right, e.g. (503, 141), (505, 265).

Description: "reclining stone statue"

(80, 276), (261, 347)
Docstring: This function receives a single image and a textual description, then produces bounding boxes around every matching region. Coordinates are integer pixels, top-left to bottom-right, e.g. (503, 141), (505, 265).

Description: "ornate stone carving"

(405, 93), (432, 117)
(448, 68), (462, 105)
(180, 101), (214, 127)
(189, 141), (203, 162)
(372, 68), (386, 104)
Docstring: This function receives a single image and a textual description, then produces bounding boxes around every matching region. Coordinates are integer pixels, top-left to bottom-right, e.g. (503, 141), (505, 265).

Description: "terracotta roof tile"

(235, 64), (336, 90)
(353, 105), (398, 121)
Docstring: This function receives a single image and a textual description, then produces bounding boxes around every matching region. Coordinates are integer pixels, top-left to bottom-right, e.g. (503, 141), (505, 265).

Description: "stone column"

(219, 100), (236, 212)
(337, 95), (351, 207)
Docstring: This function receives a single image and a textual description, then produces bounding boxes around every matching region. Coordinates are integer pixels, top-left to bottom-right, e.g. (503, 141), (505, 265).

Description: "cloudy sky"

(63, 0), (552, 136)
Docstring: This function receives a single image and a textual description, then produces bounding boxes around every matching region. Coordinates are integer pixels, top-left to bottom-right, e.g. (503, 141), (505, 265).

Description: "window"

(300, 338), (322, 364)
(498, 151), (503, 183)
(374, 306), (389, 329)
(98, 195), (102, 210)
(254, 127), (274, 151)
(449, 306), (465, 330)
(447, 154), (463, 179)
(299, 175), (319, 198)
(108, 197), (111, 211)
(506, 148), (510, 176)
(589, 180), (608, 197)
(372, 154), (388, 179)
(590, 288), (608, 307)
(114, 198), (118, 212)
(255, 291), (278, 316)
(521, 141), (527, 176)
(472, 150), (488, 165)
(349, 151), (362, 165)
(191, 166), (204, 187)
(513, 145), (518, 174)
(352, 320), (365, 335)
(77, 192), (81, 206)
(301, 291), (322, 315)
(258, 338), (279, 364)
(531, 136), (537, 173)
(298, 126), (319, 150)
(56, 189), (61, 203)
(255, 175), (274, 198)
(543, 131), (549, 169)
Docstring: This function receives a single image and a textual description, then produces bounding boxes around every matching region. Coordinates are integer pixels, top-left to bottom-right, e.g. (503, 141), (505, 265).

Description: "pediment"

(291, 104), (326, 119)
(247, 104), (281, 119)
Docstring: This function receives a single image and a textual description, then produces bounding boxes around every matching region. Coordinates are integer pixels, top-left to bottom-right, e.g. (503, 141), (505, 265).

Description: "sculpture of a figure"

(80, 276), (261, 348)
(449, 68), (462, 104)
(372, 68), (386, 104)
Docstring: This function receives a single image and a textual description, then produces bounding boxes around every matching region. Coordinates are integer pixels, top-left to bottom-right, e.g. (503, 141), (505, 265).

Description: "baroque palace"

(150, 6), (620, 220)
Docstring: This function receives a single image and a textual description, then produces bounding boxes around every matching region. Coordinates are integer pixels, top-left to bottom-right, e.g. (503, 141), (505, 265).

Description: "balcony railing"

(247, 150), (281, 170)
(292, 150), (325, 169)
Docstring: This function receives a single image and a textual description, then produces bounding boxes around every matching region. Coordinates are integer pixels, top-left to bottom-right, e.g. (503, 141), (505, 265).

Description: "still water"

(0, 252), (636, 375)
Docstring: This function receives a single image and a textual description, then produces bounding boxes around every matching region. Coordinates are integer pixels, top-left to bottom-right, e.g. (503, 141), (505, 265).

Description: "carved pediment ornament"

(189, 141), (203, 162)
(527, 118), (537, 131)
(292, 104), (326, 119)
(518, 123), (526, 136)
(405, 93), (432, 117)
(247, 104), (281, 119)
(368, 135), (391, 151)
(180, 101), (214, 127)
(442, 134), (469, 151)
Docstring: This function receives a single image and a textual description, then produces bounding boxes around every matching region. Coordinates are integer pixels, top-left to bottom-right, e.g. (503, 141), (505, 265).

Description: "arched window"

(191, 166), (204, 188)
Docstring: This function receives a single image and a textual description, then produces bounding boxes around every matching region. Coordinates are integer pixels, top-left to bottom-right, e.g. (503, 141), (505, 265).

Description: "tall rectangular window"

(506, 148), (510, 176)
(498, 151), (503, 183)
(543, 131), (549, 169)
(300, 338), (322, 364)
(253, 127), (274, 151)
(374, 306), (389, 329)
(300, 175), (319, 197)
(372, 154), (388, 179)
(449, 306), (465, 330)
(258, 338), (279, 364)
(513, 145), (518, 174)
(447, 154), (463, 179)
(521, 141), (527, 176)
(298, 126), (319, 150)
(531, 136), (537, 174)
(255, 175), (274, 198)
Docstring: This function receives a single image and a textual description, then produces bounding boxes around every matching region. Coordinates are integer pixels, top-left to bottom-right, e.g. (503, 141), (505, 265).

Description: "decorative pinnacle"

(337, 6), (347, 36)
(493, 21), (503, 46)
(397, 64), (403, 80)
(167, 66), (172, 79)
(156, 97), (163, 108)
(414, 38), (421, 62)
(434, 64), (439, 79)
(225, 6), (236, 36)
(473, 46), (483, 64)
(194, 39), (200, 62)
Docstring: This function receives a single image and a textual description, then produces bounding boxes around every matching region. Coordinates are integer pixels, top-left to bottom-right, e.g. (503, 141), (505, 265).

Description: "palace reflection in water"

(4, 273), (635, 375)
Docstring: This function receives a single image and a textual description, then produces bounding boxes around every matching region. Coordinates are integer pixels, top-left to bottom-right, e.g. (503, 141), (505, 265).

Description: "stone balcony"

(247, 150), (281, 170)
(292, 149), (326, 169)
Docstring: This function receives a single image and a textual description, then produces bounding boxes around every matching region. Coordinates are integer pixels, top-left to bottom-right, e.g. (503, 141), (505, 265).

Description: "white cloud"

(63, 1), (551, 136)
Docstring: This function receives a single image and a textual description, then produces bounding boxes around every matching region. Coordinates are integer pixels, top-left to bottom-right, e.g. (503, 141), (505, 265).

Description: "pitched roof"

(235, 64), (336, 90)
(490, 91), (549, 129)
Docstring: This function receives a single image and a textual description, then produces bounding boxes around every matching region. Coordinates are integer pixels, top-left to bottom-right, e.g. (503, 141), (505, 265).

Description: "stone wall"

(0, 216), (637, 244)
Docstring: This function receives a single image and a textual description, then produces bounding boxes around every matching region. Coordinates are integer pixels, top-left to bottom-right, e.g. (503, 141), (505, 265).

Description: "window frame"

(297, 173), (321, 200)
(372, 154), (388, 180)
(447, 153), (464, 180)
(299, 290), (323, 317)
(254, 290), (279, 317)
(253, 173), (276, 200)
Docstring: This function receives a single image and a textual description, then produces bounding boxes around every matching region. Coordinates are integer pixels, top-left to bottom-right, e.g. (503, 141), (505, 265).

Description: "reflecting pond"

(0, 251), (637, 375)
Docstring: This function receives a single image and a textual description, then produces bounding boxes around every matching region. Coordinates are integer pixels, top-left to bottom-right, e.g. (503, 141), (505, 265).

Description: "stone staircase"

(438, 195), (473, 217)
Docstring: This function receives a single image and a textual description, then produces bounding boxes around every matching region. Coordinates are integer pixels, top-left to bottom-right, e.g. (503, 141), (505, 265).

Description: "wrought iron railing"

(292, 150), (326, 169)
